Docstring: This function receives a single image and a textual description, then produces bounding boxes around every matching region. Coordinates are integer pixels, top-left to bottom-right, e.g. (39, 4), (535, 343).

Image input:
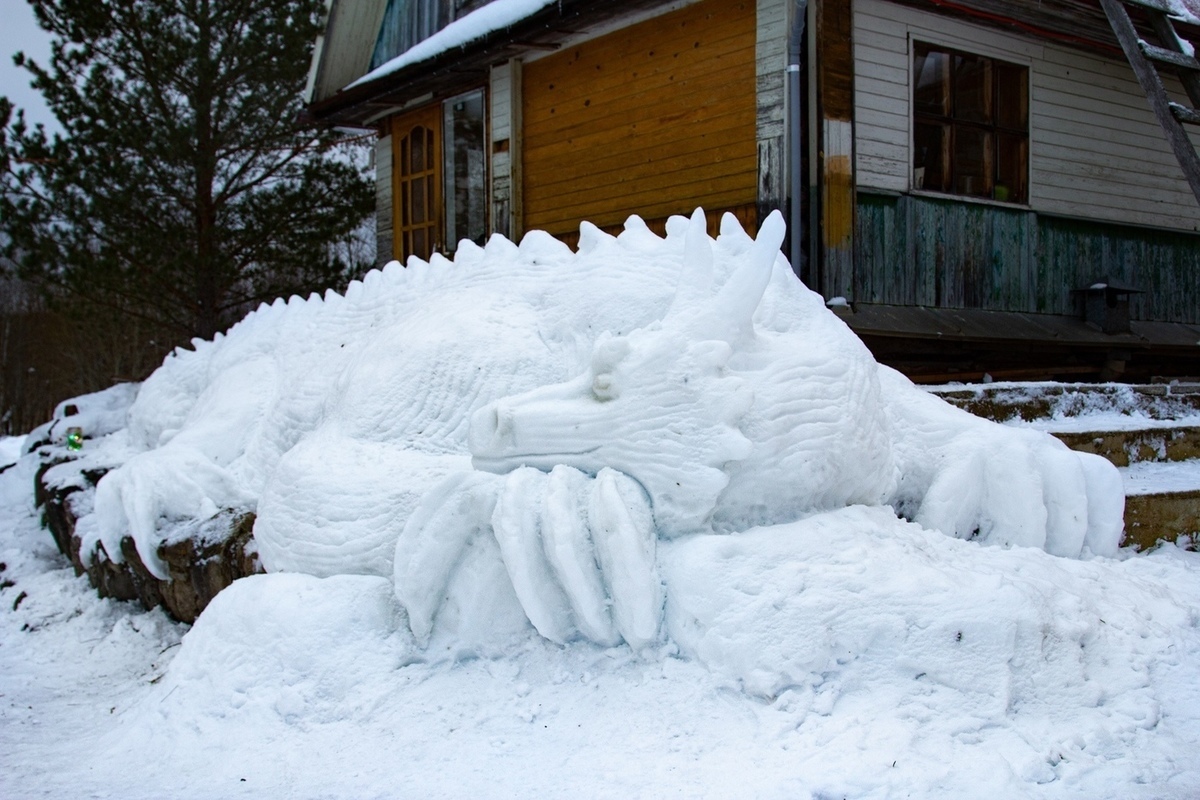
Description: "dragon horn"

(666, 208), (716, 322)
(707, 210), (786, 343)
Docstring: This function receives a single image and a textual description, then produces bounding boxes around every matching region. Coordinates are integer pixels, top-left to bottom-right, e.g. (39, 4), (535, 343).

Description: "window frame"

(442, 88), (489, 255)
(908, 37), (1032, 207)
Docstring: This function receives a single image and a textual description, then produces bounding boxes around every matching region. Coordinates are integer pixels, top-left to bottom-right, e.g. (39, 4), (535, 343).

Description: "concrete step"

(1047, 424), (1200, 467)
(930, 381), (1200, 423)
(1121, 460), (1200, 550)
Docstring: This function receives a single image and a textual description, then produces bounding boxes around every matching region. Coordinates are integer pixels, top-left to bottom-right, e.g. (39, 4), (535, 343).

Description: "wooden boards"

(522, 0), (758, 236)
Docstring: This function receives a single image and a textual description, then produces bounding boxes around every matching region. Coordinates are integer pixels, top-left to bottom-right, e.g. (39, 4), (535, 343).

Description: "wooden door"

(392, 105), (443, 262)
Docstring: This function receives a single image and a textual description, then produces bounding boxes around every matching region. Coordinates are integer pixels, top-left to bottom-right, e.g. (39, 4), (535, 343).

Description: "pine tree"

(0, 0), (373, 346)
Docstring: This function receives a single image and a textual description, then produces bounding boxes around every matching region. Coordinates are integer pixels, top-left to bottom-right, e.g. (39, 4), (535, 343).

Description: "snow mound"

(23, 382), (139, 455)
(142, 573), (411, 722)
(79, 509), (1200, 798)
(4, 369), (1195, 796)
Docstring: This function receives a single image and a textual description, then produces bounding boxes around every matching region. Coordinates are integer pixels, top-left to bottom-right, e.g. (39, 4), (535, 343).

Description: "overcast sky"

(0, 0), (56, 131)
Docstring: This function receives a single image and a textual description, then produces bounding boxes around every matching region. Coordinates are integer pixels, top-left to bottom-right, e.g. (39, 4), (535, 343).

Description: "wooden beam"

(1171, 101), (1200, 124)
(1139, 40), (1200, 71)
(812, 0), (855, 300)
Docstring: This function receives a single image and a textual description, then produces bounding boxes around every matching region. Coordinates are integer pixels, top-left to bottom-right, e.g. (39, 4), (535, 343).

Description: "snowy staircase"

(1101, 0), (1200, 206)
(930, 382), (1200, 550)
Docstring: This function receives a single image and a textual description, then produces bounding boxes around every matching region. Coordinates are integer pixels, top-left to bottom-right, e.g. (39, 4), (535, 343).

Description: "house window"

(372, 0), (452, 70)
(912, 42), (1029, 203)
(371, 0), (489, 70)
(390, 89), (488, 263)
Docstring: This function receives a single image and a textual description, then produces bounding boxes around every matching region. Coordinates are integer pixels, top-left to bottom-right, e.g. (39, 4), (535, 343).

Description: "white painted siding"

(757, 0), (786, 143)
(312, 0), (389, 103)
(855, 0), (1200, 231)
(757, 0), (787, 214)
(491, 63), (512, 144)
(375, 134), (393, 267)
(490, 61), (516, 238)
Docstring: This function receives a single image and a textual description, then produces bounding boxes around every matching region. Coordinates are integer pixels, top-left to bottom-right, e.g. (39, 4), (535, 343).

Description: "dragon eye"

(592, 335), (631, 373)
(592, 373), (616, 400)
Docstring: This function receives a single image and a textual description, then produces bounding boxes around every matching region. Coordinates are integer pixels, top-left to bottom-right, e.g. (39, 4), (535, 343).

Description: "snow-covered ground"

(1029, 414), (1200, 434)
(1122, 460), (1200, 496)
(3, 440), (1200, 799)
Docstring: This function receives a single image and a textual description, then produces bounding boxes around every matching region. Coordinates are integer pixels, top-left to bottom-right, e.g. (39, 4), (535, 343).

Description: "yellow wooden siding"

(522, 0), (757, 236)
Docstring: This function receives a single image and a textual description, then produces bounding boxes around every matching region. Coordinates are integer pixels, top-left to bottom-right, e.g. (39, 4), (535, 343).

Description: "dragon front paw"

(913, 427), (1123, 557)
(394, 465), (664, 649)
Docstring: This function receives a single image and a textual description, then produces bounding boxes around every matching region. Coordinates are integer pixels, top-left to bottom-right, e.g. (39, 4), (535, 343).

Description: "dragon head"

(469, 209), (786, 536)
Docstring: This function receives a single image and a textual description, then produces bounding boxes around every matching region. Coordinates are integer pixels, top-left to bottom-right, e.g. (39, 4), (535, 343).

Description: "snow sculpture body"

(85, 209), (1123, 651)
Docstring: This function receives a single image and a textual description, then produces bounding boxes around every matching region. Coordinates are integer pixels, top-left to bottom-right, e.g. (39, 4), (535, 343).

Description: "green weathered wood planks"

(855, 191), (1200, 324)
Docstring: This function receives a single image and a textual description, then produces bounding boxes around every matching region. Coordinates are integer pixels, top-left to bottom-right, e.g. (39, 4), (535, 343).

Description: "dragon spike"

(708, 210), (787, 343)
(719, 211), (753, 245)
(664, 214), (690, 238)
(666, 208), (716, 322)
(577, 221), (615, 254)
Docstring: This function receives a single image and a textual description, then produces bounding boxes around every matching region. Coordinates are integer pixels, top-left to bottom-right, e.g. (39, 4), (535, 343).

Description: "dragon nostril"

(495, 405), (513, 439)
(469, 403), (511, 453)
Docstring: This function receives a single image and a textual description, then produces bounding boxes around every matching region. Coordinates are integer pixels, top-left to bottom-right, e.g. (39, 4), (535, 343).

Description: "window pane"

(425, 172), (434, 224)
(914, 48), (949, 116)
(914, 121), (949, 191)
(371, 0), (454, 70)
(410, 127), (426, 175)
(443, 89), (487, 252)
(412, 175), (426, 222)
(953, 127), (993, 197)
(996, 63), (1028, 130)
(996, 132), (1027, 202)
(954, 54), (992, 124)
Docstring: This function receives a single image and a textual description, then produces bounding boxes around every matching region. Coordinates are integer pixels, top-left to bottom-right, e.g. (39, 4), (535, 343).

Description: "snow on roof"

(347, 0), (557, 91)
(1168, 0), (1200, 26)
(344, 0), (1200, 95)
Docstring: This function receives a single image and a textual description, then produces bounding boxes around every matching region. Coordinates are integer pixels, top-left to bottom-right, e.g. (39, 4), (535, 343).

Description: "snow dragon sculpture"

(77, 209), (1123, 650)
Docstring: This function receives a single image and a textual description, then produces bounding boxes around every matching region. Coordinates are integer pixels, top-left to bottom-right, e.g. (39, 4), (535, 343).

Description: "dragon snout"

(469, 400), (515, 455)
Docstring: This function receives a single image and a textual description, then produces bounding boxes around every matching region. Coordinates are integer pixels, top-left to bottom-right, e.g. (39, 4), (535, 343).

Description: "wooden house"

(302, 0), (1200, 382)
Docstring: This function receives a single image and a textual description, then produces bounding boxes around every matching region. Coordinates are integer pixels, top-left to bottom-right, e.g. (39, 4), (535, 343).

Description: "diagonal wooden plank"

(1101, 0), (1200, 206)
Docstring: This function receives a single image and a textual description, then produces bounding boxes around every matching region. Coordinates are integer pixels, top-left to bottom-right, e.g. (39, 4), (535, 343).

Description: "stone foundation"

(35, 459), (262, 624)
